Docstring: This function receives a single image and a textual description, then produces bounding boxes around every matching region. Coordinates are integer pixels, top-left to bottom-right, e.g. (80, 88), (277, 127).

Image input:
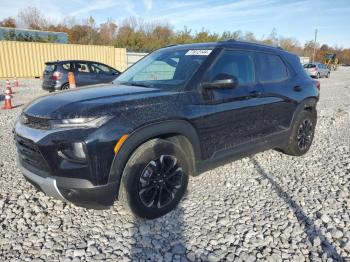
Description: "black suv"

(15, 41), (319, 219)
(42, 60), (120, 92)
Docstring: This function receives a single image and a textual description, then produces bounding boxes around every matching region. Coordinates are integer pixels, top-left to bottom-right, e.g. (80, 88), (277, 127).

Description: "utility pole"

(312, 29), (318, 63)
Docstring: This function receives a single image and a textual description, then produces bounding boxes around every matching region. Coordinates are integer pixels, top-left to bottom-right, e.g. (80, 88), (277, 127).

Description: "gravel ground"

(0, 68), (350, 261)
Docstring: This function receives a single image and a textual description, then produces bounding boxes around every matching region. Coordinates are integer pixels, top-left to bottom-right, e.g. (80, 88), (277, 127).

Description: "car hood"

(24, 84), (177, 119)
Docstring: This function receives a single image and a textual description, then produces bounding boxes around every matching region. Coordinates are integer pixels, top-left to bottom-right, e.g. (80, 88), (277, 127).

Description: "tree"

(99, 20), (118, 45)
(279, 37), (302, 55)
(304, 40), (319, 60)
(220, 30), (242, 41)
(0, 17), (16, 28)
(174, 27), (193, 44)
(244, 31), (256, 42)
(18, 6), (47, 30)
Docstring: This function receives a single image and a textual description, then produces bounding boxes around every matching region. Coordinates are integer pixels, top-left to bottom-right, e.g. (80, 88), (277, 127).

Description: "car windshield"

(116, 48), (212, 89)
(304, 64), (316, 68)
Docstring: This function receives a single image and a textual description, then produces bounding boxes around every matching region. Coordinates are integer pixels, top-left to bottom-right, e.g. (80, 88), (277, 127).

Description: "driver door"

(195, 49), (265, 158)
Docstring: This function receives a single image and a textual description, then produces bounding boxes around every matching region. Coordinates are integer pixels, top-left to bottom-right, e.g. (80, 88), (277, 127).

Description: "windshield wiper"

(118, 81), (153, 88)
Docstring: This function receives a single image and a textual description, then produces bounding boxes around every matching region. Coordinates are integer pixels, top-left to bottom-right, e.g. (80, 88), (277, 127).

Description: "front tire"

(316, 73), (320, 79)
(281, 110), (317, 156)
(119, 139), (189, 219)
(326, 72), (330, 78)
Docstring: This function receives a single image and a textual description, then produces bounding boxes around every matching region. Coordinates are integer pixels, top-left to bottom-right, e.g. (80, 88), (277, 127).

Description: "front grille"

(21, 114), (51, 130)
(16, 135), (50, 172)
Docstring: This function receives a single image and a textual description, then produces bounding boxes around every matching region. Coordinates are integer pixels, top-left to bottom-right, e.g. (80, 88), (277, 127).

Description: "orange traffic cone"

(5, 79), (12, 94)
(5, 85), (12, 96)
(13, 77), (19, 91)
(2, 94), (13, 110)
(68, 72), (76, 88)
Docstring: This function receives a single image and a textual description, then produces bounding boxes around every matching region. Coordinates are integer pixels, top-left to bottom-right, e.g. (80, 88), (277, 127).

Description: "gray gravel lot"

(0, 68), (350, 261)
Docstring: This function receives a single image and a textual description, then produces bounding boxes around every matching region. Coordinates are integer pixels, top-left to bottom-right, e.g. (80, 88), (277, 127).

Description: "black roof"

(46, 60), (109, 64)
(162, 40), (292, 55)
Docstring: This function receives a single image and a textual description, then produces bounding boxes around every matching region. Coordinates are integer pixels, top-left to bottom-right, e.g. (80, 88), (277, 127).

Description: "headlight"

(50, 116), (113, 129)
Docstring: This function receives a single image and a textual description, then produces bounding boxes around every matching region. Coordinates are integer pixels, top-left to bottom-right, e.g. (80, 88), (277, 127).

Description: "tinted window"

(44, 63), (56, 73)
(304, 63), (316, 68)
(61, 62), (73, 71)
(206, 50), (254, 85)
(75, 62), (90, 73)
(90, 63), (112, 74)
(255, 53), (288, 82)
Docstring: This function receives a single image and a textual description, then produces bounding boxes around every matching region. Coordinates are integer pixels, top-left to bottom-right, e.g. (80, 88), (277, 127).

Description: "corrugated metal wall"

(0, 41), (127, 78)
(127, 52), (148, 67)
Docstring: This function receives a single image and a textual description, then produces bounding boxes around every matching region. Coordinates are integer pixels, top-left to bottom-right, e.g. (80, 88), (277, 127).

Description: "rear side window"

(304, 63), (316, 68)
(44, 63), (56, 73)
(61, 62), (73, 71)
(75, 62), (91, 73)
(255, 53), (288, 82)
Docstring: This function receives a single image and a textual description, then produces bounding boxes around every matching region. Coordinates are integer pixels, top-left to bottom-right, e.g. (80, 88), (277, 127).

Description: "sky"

(0, 0), (349, 47)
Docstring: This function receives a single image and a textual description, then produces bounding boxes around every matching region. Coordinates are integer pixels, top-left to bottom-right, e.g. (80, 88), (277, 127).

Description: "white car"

(304, 63), (330, 78)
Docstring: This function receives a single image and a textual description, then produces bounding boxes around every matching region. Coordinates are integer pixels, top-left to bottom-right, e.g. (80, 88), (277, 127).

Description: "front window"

(205, 50), (254, 86)
(116, 48), (212, 89)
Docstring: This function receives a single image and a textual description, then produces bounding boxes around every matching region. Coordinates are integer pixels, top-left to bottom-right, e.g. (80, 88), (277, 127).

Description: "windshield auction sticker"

(185, 50), (212, 56)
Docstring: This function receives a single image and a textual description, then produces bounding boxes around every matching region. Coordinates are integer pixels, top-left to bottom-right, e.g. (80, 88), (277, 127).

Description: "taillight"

(314, 80), (320, 90)
(52, 71), (62, 81)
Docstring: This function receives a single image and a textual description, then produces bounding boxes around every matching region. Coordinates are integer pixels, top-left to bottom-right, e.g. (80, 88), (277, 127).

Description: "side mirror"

(202, 77), (238, 89)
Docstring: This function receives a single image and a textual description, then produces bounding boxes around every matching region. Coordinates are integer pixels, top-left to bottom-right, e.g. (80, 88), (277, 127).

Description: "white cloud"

(155, 0), (310, 25)
(69, 0), (122, 16)
(142, 0), (153, 11)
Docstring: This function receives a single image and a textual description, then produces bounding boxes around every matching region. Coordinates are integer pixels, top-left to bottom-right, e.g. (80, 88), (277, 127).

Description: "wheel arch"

(291, 97), (318, 127)
(61, 82), (69, 90)
(108, 119), (201, 196)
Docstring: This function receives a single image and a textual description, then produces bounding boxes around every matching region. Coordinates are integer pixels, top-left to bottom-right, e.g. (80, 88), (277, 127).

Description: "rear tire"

(326, 72), (330, 78)
(119, 139), (189, 219)
(61, 83), (70, 90)
(281, 110), (317, 156)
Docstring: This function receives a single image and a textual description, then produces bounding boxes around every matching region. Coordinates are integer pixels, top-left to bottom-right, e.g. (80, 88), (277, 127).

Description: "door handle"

(293, 86), (302, 92)
(250, 90), (261, 97)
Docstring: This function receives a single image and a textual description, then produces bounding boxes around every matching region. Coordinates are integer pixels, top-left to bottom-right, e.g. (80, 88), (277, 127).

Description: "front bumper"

(15, 121), (119, 209)
(20, 161), (66, 201)
(19, 159), (118, 209)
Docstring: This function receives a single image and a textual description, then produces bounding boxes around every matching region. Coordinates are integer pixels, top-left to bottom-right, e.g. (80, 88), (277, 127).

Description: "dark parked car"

(15, 41), (319, 219)
(42, 60), (120, 91)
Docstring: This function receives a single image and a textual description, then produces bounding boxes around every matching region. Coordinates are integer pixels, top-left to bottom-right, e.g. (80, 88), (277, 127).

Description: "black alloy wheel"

(297, 118), (313, 151)
(138, 155), (183, 209)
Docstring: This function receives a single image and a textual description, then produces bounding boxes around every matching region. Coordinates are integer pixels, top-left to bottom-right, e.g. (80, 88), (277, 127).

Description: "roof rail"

(165, 44), (178, 48)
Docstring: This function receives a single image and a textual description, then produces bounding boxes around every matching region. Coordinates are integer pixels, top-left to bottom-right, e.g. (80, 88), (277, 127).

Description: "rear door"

(255, 52), (296, 135)
(74, 62), (96, 86)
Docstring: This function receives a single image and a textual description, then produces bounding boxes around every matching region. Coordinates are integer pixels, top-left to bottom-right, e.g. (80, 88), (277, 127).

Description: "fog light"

(58, 142), (87, 163)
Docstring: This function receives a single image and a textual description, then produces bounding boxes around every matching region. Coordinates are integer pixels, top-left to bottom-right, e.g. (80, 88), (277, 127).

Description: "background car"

(304, 62), (330, 78)
(42, 60), (120, 91)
